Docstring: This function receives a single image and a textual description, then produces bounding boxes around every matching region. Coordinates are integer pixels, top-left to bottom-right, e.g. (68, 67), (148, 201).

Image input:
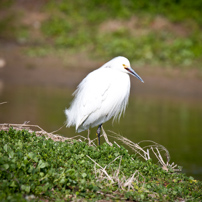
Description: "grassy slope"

(0, 128), (202, 201)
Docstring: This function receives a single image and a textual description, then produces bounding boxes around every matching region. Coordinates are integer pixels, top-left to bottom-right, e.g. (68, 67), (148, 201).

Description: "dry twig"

(0, 102), (7, 105)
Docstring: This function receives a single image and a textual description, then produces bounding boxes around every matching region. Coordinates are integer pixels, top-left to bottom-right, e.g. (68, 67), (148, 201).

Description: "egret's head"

(107, 56), (144, 83)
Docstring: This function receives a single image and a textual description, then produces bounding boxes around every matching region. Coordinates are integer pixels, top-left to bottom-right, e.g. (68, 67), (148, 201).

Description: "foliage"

(39, 0), (202, 68)
(45, 0), (202, 25)
(0, 128), (202, 201)
(1, 0), (202, 68)
(0, 0), (15, 38)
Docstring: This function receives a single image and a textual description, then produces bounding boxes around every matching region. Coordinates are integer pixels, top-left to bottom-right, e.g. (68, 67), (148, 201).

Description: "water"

(1, 84), (202, 180)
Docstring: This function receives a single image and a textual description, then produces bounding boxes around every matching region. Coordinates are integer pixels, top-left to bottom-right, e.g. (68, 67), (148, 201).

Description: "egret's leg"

(96, 124), (102, 145)
(87, 129), (91, 145)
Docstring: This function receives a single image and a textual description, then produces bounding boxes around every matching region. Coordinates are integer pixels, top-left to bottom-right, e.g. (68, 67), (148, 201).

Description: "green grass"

(0, 128), (202, 201)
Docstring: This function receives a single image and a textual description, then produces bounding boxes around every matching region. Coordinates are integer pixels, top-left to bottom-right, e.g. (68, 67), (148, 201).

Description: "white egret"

(65, 56), (144, 145)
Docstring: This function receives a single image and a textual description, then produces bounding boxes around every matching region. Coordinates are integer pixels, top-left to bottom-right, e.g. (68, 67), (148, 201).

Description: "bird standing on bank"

(65, 56), (144, 145)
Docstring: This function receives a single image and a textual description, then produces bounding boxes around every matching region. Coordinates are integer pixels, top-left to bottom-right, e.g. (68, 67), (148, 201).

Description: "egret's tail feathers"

(65, 109), (82, 132)
(77, 127), (85, 133)
(64, 109), (73, 128)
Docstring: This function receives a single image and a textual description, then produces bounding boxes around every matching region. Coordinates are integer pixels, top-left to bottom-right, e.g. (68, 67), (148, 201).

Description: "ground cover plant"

(0, 127), (202, 201)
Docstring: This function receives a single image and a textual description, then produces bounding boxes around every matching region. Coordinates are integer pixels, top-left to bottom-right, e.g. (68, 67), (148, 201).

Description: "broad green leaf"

(37, 160), (48, 169)
(3, 144), (8, 152)
(21, 185), (30, 193)
(81, 173), (87, 178)
(3, 164), (9, 170)
(9, 150), (14, 158)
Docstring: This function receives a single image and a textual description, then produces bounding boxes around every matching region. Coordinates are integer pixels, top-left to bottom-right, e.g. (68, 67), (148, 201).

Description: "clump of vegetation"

(0, 128), (202, 201)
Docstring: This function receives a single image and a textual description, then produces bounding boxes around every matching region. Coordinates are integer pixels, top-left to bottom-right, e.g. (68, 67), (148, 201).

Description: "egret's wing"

(72, 69), (111, 130)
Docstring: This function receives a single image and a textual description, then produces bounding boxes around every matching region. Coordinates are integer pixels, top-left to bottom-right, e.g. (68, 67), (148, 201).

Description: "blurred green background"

(1, 0), (202, 68)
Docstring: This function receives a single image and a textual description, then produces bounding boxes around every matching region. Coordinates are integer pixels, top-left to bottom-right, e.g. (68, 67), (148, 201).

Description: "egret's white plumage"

(65, 56), (144, 133)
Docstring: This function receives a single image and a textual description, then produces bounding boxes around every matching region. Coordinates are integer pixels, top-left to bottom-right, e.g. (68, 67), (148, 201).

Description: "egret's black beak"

(125, 66), (144, 83)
